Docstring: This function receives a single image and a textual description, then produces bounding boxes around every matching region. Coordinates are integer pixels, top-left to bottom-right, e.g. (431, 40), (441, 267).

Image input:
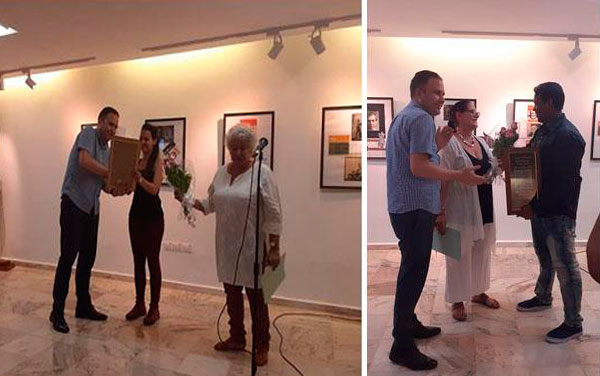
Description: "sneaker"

(545, 323), (582, 344)
(516, 296), (552, 312)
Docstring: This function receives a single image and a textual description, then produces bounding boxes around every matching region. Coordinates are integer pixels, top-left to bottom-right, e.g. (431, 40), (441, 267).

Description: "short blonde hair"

(226, 124), (257, 149)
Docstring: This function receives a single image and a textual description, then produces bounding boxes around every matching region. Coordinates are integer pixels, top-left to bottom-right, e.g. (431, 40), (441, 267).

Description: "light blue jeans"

(532, 215), (583, 327)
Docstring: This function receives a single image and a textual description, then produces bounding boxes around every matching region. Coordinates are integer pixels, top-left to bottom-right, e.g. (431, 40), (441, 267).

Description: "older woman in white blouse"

(436, 100), (500, 321)
(176, 125), (282, 366)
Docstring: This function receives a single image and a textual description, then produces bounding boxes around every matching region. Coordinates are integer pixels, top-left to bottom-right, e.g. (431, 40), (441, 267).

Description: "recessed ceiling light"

(0, 23), (17, 38)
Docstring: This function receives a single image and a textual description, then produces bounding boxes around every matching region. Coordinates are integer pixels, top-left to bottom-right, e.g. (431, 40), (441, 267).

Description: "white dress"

(439, 136), (497, 303)
(201, 162), (282, 288)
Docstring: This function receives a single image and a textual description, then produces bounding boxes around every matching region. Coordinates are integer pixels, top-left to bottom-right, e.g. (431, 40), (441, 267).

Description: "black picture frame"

(367, 97), (394, 159)
(145, 117), (187, 184)
(435, 98), (478, 134)
(222, 111), (275, 170)
(320, 105), (362, 189)
(592, 100), (600, 160)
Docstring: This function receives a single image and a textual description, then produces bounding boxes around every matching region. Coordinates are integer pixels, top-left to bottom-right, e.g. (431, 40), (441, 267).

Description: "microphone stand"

(251, 148), (263, 376)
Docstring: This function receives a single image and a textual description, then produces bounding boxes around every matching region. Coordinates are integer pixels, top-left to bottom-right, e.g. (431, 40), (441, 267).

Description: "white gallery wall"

(0, 27), (361, 309)
(368, 37), (600, 245)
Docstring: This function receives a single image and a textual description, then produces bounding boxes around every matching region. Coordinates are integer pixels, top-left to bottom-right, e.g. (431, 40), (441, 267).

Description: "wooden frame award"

(107, 136), (140, 192)
(504, 147), (541, 215)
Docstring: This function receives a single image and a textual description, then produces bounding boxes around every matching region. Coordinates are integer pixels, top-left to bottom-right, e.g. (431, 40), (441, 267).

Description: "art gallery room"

(367, 0), (600, 375)
(0, 1), (361, 375)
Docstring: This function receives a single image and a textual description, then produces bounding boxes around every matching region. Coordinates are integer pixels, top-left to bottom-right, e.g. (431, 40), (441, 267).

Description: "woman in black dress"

(126, 123), (165, 325)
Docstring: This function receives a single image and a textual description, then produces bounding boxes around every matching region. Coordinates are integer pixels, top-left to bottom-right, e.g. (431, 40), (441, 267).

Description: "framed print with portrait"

(222, 111), (275, 169)
(145, 117), (186, 184)
(367, 97), (394, 159)
(434, 98), (478, 132)
(320, 105), (362, 189)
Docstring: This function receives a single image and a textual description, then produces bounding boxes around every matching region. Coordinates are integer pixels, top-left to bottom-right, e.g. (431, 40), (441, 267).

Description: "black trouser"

(389, 209), (436, 352)
(129, 216), (165, 308)
(52, 195), (99, 313)
(224, 283), (270, 351)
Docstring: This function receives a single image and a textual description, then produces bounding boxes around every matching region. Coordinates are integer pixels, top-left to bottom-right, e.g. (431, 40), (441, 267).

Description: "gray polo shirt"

(386, 101), (441, 215)
(61, 127), (108, 215)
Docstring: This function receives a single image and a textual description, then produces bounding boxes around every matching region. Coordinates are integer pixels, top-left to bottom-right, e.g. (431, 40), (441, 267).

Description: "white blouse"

(201, 162), (282, 287)
(438, 136), (496, 249)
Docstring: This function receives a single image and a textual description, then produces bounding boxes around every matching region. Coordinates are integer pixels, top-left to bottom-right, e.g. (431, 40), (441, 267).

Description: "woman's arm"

(136, 154), (165, 196)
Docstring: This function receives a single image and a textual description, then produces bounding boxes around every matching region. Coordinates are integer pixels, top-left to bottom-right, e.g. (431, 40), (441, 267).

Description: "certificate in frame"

(107, 136), (140, 192)
(504, 147), (541, 215)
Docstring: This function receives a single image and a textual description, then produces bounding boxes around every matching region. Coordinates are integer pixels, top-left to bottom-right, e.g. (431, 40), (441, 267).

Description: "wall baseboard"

(5, 258), (360, 318)
(368, 240), (588, 250)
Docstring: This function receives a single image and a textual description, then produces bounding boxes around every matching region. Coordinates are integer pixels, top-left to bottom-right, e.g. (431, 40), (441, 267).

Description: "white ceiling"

(0, 0), (361, 75)
(368, 0), (600, 38)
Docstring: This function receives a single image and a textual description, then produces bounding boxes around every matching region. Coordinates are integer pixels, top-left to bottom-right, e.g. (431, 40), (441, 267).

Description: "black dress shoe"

(75, 305), (108, 321)
(412, 322), (441, 339)
(49, 311), (70, 333)
(389, 347), (438, 371)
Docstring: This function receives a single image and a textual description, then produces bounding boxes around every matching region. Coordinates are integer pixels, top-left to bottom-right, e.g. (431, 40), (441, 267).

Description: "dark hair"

(141, 123), (160, 179)
(447, 100), (473, 129)
(98, 106), (119, 121)
(410, 70), (442, 97)
(534, 82), (565, 111)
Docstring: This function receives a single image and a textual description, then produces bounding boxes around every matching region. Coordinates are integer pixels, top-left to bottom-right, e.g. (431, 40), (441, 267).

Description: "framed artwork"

(513, 99), (540, 145)
(592, 101), (600, 160)
(222, 111), (275, 169)
(367, 97), (394, 159)
(81, 123), (97, 130)
(145, 117), (186, 184)
(320, 105), (362, 189)
(434, 98), (477, 134)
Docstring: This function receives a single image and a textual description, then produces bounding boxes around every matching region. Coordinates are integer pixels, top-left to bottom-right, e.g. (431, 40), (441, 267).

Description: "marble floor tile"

(368, 245), (600, 375)
(0, 265), (360, 376)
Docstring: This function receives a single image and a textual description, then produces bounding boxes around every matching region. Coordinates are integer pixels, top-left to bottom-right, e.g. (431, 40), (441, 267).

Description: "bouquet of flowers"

(164, 144), (196, 227)
(480, 122), (520, 184)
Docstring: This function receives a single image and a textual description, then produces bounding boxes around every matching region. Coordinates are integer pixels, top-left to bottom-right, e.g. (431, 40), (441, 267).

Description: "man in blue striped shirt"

(387, 70), (486, 370)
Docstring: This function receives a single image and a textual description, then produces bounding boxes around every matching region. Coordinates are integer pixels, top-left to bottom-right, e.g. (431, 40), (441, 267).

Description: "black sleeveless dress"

(129, 162), (164, 221)
(464, 139), (494, 225)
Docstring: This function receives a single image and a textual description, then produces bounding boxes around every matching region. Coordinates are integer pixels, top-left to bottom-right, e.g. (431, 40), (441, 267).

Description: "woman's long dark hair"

(447, 100), (472, 130)
(141, 122), (159, 178)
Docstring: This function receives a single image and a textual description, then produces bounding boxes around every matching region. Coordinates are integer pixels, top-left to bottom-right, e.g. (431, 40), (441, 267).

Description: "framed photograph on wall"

(513, 99), (540, 145)
(145, 117), (186, 184)
(320, 105), (362, 189)
(435, 98), (478, 132)
(223, 111), (275, 169)
(592, 100), (600, 160)
(367, 97), (394, 159)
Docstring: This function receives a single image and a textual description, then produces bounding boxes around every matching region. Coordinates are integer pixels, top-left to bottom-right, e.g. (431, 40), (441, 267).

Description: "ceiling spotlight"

(267, 31), (284, 60)
(310, 26), (326, 55)
(25, 70), (36, 89)
(568, 38), (582, 60)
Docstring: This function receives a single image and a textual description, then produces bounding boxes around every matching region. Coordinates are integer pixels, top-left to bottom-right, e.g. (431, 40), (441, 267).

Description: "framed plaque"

(591, 100), (600, 160)
(107, 136), (140, 192)
(505, 147), (541, 215)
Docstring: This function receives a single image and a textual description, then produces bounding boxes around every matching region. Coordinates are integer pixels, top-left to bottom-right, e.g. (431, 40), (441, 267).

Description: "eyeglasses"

(461, 109), (480, 117)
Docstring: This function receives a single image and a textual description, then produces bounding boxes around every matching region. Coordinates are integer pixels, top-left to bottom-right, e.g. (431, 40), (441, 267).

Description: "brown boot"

(125, 303), (146, 321)
(143, 307), (160, 326)
(214, 337), (246, 352)
(256, 349), (268, 366)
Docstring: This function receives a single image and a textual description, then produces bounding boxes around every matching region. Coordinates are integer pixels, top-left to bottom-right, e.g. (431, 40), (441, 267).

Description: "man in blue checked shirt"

(386, 70), (487, 371)
(514, 82), (586, 344)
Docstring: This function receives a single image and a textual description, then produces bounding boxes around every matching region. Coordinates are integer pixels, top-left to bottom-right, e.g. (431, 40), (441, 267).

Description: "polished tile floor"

(368, 246), (600, 375)
(0, 266), (360, 376)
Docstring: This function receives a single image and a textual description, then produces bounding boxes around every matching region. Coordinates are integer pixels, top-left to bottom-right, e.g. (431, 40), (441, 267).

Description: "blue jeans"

(531, 215), (583, 327)
(389, 209), (436, 351)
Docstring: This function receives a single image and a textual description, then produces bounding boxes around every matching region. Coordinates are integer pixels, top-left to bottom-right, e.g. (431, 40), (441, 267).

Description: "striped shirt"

(386, 101), (441, 215)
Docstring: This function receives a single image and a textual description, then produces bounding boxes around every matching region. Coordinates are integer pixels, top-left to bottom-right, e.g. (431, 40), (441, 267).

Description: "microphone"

(254, 137), (269, 155)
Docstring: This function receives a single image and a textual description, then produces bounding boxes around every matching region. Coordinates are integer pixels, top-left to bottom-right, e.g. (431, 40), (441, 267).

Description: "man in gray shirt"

(50, 106), (130, 333)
